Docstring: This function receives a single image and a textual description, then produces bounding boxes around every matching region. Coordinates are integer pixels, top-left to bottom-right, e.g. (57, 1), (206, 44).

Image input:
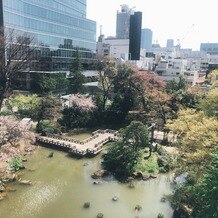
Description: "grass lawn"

(62, 132), (92, 141)
(134, 149), (159, 174)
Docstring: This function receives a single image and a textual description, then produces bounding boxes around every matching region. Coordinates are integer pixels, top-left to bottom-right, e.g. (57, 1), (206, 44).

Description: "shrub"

(157, 213), (164, 218)
(36, 120), (59, 136)
(9, 156), (24, 172)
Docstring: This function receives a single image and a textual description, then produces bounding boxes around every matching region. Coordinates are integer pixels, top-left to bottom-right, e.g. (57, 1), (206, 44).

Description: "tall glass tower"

(116, 4), (133, 39)
(129, 11), (142, 60)
(0, 0), (96, 70)
(141, 28), (153, 52)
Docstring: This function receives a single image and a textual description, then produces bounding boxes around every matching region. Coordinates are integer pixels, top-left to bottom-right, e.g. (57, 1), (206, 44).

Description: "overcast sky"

(87, 0), (218, 50)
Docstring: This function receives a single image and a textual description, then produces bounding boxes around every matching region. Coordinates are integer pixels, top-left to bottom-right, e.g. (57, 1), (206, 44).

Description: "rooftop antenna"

(100, 25), (102, 35)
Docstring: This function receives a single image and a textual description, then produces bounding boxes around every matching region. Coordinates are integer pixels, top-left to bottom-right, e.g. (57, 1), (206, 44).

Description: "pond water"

(0, 145), (174, 218)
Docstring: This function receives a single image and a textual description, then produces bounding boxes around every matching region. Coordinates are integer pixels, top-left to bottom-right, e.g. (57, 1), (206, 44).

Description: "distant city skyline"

(87, 0), (218, 51)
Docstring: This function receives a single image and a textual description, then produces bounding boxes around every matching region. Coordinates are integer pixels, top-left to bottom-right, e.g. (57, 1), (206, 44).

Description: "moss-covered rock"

(83, 202), (90, 208)
(96, 213), (104, 218)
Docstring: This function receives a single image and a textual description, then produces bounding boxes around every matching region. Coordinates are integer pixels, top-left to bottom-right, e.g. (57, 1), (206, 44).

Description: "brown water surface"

(0, 144), (174, 218)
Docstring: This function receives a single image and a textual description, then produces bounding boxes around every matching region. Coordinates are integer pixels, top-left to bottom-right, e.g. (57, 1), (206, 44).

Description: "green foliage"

(134, 152), (159, 174)
(47, 152), (54, 158)
(31, 73), (69, 94)
(102, 121), (150, 178)
(207, 70), (218, 89)
(191, 153), (218, 218)
(60, 107), (94, 130)
(70, 50), (83, 74)
(7, 94), (40, 119)
(90, 63), (135, 126)
(200, 88), (218, 118)
(36, 120), (59, 136)
(166, 77), (203, 116)
(103, 141), (142, 178)
(37, 94), (62, 123)
(169, 109), (218, 146)
(166, 76), (187, 93)
(171, 153), (218, 218)
(32, 74), (59, 94)
(108, 93), (134, 123)
(121, 121), (150, 150)
(113, 64), (135, 93)
(9, 156), (24, 172)
(157, 213), (164, 218)
(68, 50), (86, 94)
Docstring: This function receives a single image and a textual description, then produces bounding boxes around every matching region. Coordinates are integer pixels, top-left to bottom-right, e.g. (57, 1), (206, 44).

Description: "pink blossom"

(0, 116), (34, 147)
(69, 94), (96, 112)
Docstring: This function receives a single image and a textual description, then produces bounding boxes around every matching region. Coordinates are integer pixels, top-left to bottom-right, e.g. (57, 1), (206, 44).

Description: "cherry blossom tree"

(69, 94), (96, 112)
(60, 94), (96, 129)
(0, 116), (34, 147)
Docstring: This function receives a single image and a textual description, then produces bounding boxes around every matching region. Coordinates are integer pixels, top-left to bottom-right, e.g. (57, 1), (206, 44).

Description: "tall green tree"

(165, 76), (187, 93)
(37, 94), (62, 124)
(32, 73), (68, 94)
(96, 63), (136, 125)
(167, 109), (218, 172)
(68, 50), (86, 93)
(200, 88), (218, 118)
(103, 121), (150, 177)
(192, 153), (218, 218)
(171, 152), (218, 218)
(96, 57), (117, 110)
(207, 70), (218, 89)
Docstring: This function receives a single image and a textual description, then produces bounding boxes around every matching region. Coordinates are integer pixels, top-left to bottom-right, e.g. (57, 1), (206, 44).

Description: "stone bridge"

(36, 129), (118, 157)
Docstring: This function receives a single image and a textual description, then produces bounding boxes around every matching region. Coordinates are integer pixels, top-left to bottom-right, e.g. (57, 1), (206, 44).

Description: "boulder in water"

(173, 205), (192, 218)
(91, 170), (108, 179)
(97, 213), (104, 218)
(47, 152), (54, 158)
(0, 193), (6, 201)
(0, 185), (5, 192)
(142, 173), (150, 180)
(112, 196), (119, 201)
(93, 181), (102, 185)
(160, 197), (167, 203)
(150, 174), (158, 179)
(128, 182), (135, 189)
(135, 205), (142, 211)
(6, 186), (16, 192)
(83, 202), (90, 208)
(18, 179), (32, 185)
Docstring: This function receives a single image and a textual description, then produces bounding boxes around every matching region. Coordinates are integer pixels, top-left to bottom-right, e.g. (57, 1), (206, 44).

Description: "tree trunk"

(145, 146), (152, 159)
(0, 96), (4, 111)
(0, 84), (7, 111)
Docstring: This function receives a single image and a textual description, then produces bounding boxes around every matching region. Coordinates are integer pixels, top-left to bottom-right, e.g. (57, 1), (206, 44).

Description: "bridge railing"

(36, 136), (76, 149)
(92, 129), (118, 136)
(48, 135), (82, 144)
(81, 134), (99, 144)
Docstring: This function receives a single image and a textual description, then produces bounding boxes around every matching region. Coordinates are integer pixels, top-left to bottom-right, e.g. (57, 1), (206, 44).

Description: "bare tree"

(0, 27), (34, 110)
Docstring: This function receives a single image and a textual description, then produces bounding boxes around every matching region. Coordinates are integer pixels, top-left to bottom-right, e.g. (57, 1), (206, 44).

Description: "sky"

(87, 0), (218, 51)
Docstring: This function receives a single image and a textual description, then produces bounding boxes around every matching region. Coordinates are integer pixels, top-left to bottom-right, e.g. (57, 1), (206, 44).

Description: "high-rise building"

(129, 11), (142, 60)
(0, 0), (96, 70)
(200, 43), (218, 55)
(141, 28), (153, 51)
(167, 39), (174, 48)
(116, 4), (133, 39)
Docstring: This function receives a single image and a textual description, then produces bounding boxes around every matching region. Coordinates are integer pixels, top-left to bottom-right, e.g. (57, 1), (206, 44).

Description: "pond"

(0, 145), (174, 218)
